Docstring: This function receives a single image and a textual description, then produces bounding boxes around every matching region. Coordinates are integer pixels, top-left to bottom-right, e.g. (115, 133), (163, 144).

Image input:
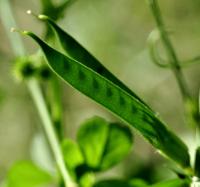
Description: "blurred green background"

(0, 0), (200, 184)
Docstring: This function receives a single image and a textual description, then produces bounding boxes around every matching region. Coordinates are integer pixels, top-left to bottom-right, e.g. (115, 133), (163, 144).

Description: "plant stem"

(0, 0), (75, 186)
(48, 76), (64, 140)
(28, 80), (75, 187)
(147, 0), (191, 100)
(147, 0), (200, 130)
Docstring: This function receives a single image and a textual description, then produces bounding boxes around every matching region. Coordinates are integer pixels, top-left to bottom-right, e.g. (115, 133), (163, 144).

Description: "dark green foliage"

(23, 28), (190, 169)
(194, 147), (200, 178)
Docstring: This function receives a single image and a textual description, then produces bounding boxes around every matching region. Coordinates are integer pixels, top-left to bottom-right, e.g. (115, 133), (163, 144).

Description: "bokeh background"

(0, 0), (200, 184)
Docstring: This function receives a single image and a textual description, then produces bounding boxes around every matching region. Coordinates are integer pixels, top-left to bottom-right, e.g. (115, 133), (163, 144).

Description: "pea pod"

(37, 15), (150, 109)
(22, 30), (190, 169)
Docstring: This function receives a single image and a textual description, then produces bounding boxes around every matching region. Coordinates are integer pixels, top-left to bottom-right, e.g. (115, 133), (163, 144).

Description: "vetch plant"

(0, 0), (199, 187)
(21, 18), (190, 168)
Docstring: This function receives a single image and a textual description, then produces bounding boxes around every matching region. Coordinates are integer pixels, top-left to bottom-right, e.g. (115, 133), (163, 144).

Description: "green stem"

(148, 29), (200, 69)
(148, 0), (191, 100)
(147, 0), (200, 130)
(48, 76), (64, 140)
(0, 0), (75, 186)
(28, 80), (75, 187)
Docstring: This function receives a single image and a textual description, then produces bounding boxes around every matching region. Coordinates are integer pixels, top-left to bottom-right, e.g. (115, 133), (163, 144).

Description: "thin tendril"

(148, 29), (200, 69)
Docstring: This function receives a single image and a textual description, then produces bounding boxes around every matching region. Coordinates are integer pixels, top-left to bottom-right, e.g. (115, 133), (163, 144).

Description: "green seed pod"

(23, 31), (191, 169)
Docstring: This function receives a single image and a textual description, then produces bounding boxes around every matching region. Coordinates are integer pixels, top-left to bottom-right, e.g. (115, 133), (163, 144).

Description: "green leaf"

(23, 29), (190, 168)
(129, 179), (148, 186)
(79, 173), (95, 187)
(149, 179), (190, 187)
(61, 139), (84, 170)
(93, 179), (146, 187)
(77, 117), (133, 170)
(77, 116), (109, 168)
(194, 147), (200, 178)
(100, 122), (133, 170)
(7, 161), (53, 187)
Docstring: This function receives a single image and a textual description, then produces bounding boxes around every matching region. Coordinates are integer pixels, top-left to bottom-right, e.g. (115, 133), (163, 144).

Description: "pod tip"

(38, 14), (48, 20)
(10, 27), (29, 35)
(26, 9), (48, 20)
(26, 9), (38, 18)
(26, 9), (32, 15)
